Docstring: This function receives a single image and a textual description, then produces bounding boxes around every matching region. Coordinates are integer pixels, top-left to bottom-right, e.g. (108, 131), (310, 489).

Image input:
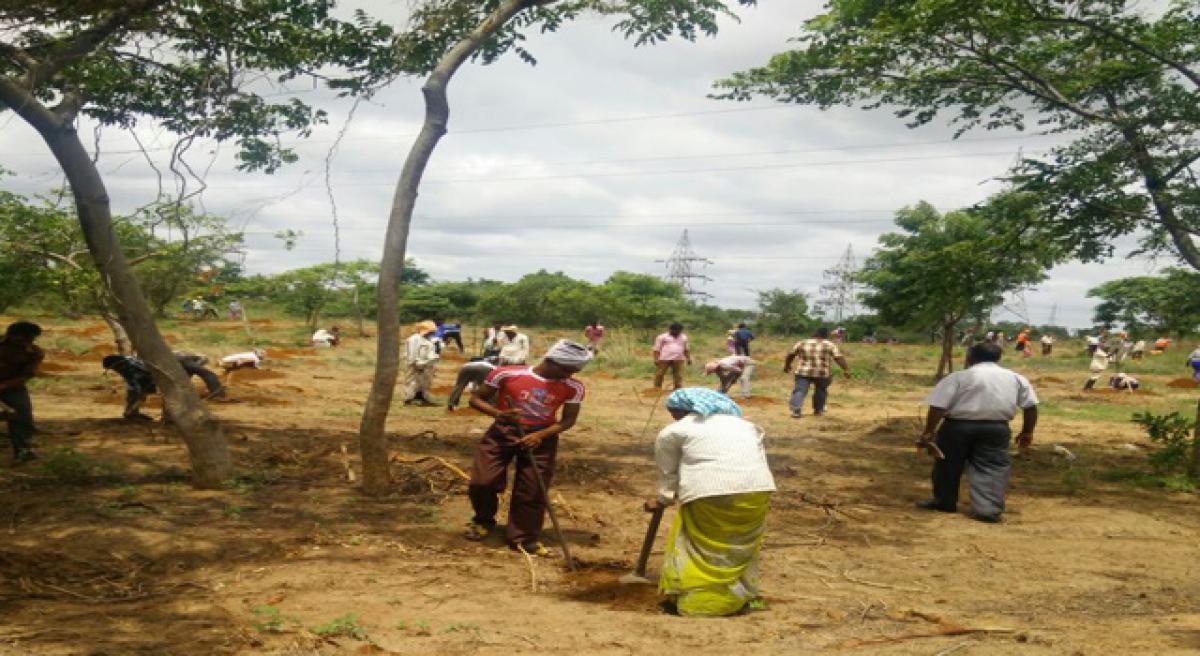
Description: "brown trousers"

(468, 423), (558, 545)
(654, 359), (685, 389)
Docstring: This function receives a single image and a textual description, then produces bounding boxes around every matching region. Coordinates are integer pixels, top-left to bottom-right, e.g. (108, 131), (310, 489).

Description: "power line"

(656, 230), (714, 300)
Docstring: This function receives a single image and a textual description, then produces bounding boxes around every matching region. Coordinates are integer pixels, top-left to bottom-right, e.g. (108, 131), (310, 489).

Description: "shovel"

(512, 421), (576, 571)
(620, 505), (665, 584)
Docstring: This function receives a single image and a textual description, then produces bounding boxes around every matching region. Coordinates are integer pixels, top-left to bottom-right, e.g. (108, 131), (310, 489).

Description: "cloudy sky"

(0, 1), (1177, 328)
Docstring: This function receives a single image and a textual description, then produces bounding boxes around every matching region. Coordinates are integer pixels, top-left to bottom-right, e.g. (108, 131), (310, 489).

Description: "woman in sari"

(644, 388), (776, 616)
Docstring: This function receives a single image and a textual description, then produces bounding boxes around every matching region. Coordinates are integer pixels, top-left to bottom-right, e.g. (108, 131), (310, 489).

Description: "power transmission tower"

(817, 244), (859, 322)
(1047, 302), (1058, 327)
(657, 230), (713, 301)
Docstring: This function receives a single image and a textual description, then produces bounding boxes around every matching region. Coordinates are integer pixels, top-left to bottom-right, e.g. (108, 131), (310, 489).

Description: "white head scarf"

(543, 339), (593, 369)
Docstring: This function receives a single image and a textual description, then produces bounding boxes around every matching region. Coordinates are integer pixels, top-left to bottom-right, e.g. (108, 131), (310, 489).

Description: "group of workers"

(5, 315), (1200, 622)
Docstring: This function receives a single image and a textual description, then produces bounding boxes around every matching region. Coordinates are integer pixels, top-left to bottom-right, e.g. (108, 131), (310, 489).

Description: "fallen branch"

(390, 454), (470, 481)
(516, 544), (538, 592)
(842, 569), (929, 593)
(838, 610), (1014, 648)
(339, 443), (356, 483)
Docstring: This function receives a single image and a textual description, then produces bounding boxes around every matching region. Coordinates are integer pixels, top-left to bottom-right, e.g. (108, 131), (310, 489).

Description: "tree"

(756, 288), (812, 335)
(0, 192), (241, 353)
(359, 0), (757, 495)
(1088, 268), (1200, 337)
(0, 1), (394, 488)
(858, 195), (1056, 379)
(717, 0), (1200, 270)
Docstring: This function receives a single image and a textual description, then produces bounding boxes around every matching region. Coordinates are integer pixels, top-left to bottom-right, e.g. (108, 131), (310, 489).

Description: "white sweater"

(655, 414), (776, 506)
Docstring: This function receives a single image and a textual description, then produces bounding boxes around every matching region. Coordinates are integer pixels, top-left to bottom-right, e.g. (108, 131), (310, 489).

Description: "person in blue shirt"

(435, 318), (464, 353)
(733, 323), (754, 356)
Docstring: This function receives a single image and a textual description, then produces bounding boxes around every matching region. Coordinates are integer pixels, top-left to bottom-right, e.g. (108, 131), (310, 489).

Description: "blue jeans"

(0, 386), (35, 456)
(789, 376), (831, 415)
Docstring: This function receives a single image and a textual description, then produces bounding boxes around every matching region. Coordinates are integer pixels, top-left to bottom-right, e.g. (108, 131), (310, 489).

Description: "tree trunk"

(1, 85), (234, 489)
(1117, 124), (1200, 271)
(100, 310), (133, 356)
(358, 0), (531, 496)
(934, 322), (955, 381)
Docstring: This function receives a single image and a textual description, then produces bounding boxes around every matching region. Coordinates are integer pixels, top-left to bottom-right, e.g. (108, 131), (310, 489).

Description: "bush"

(1131, 409), (1198, 479)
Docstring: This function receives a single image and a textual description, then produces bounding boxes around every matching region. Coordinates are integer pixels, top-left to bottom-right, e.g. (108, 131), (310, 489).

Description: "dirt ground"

(2, 318), (1199, 655)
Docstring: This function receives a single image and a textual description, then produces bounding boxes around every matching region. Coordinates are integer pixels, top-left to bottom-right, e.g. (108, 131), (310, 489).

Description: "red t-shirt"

(485, 366), (585, 427)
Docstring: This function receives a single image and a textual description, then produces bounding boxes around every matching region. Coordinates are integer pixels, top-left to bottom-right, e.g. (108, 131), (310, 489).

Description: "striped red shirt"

(485, 366), (585, 427)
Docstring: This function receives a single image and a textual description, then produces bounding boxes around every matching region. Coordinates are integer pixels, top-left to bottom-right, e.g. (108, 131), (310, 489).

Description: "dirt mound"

(38, 362), (76, 373)
(738, 395), (779, 407)
(1091, 388), (1159, 396)
(1167, 378), (1199, 389)
(638, 387), (668, 398)
(561, 570), (661, 611)
(269, 347), (317, 359)
(48, 349), (91, 362)
(92, 393), (164, 409)
(0, 549), (156, 603)
(227, 368), (286, 381)
(391, 460), (469, 496)
(230, 393), (290, 406)
(867, 417), (918, 438)
(60, 324), (109, 337)
(429, 385), (455, 395)
(586, 371), (616, 380)
(1038, 376), (1067, 384)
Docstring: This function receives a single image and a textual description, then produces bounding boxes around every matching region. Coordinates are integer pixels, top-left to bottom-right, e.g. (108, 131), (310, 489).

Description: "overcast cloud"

(0, 1), (1176, 329)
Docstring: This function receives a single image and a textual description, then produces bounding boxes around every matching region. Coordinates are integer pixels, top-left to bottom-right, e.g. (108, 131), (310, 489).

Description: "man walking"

(465, 340), (592, 556)
(404, 321), (440, 406)
(915, 343), (1038, 523)
(435, 318), (464, 353)
(0, 322), (44, 463)
(783, 326), (851, 418)
(732, 323), (754, 356)
(583, 321), (605, 353)
(103, 353), (225, 419)
(652, 323), (691, 390)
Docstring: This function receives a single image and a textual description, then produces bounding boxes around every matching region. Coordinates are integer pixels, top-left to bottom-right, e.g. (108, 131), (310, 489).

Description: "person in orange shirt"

(1015, 329), (1032, 359)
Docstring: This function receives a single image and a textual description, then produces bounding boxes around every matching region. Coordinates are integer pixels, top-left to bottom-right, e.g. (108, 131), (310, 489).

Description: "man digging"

(465, 340), (592, 556)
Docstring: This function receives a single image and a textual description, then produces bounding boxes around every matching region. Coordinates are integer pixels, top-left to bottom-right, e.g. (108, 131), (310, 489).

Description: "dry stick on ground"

(842, 568), (930, 593)
(390, 454), (471, 481)
(339, 444), (356, 483)
(516, 544), (538, 593)
(935, 642), (973, 656)
(838, 611), (1015, 649)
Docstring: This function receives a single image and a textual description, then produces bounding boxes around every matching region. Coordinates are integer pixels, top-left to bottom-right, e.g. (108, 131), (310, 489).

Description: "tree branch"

(20, 0), (167, 90)
(1020, 1), (1200, 90)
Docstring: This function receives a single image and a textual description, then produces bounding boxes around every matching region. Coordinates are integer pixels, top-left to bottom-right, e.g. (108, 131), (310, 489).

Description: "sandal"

(463, 522), (492, 541)
(515, 541), (551, 557)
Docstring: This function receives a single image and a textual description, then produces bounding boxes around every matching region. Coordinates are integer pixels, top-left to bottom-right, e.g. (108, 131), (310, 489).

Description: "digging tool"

(915, 435), (945, 460)
(619, 505), (664, 584)
(512, 422), (576, 571)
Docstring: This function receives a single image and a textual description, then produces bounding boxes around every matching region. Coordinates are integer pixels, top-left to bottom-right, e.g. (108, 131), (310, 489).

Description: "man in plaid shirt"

(783, 326), (852, 418)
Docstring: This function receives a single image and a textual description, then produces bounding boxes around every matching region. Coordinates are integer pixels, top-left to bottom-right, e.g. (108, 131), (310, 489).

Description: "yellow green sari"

(659, 491), (771, 617)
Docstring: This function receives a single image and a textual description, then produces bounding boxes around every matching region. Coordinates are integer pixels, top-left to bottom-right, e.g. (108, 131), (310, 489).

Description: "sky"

(0, 1), (1179, 329)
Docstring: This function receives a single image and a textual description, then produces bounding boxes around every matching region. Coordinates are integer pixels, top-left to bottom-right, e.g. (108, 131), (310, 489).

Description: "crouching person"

(646, 388), (776, 617)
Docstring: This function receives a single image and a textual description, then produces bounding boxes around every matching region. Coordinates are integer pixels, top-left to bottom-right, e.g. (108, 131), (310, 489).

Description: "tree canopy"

(1088, 268), (1200, 337)
(717, 0), (1200, 271)
(858, 194), (1057, 377)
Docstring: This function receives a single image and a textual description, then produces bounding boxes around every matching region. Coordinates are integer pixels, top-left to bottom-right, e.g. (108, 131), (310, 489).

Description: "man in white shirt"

(1083, 346), (1109, 391)
(915, 342), (1038, 523)
(404, 321), (440, 406)
(1039, 333), (1055, 356)
(311, 326), (340, 348)
(496, 325), (530, 365)
(220, 349), (265, 372)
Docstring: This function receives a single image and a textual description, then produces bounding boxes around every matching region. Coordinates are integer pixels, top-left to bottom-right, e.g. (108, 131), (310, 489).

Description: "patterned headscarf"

(665, 387), (742, 417)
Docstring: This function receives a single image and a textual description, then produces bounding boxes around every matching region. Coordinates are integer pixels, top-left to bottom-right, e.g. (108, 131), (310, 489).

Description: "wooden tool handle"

(634, 506), (665, 577)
